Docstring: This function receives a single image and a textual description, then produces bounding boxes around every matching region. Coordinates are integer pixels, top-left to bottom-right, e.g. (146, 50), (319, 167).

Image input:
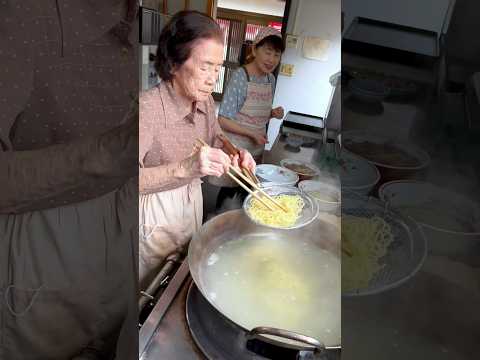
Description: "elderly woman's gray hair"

(155, 10), (224, 81)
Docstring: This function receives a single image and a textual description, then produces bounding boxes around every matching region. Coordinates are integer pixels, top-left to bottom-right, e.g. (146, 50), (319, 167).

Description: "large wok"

(188, 209), (341, 354)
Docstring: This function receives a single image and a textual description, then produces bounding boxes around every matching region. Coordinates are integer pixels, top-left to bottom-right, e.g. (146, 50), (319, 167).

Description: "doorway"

(212, 0), (292, 101)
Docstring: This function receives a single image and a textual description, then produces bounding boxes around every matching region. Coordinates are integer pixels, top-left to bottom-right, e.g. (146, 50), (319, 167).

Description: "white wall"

(272, 0), (341, 118)
(217, 0), (286, 16)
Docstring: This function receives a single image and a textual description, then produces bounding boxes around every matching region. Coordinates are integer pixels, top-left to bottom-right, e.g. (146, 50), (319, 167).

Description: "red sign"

(268, 21), (283, 31)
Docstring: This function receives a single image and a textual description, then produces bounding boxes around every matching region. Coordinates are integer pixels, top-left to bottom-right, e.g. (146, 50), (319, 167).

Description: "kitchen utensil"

(342, 191), (427, 296)
(243, 185), (319, 230)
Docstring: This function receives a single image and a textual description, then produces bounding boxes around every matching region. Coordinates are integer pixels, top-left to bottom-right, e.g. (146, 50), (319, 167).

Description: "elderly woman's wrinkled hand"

(182, 146), (232, 178)
(231, 149), (256, 173)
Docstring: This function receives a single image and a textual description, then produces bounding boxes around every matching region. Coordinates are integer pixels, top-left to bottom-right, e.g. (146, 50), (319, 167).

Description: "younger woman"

(211, 27), (285, 208)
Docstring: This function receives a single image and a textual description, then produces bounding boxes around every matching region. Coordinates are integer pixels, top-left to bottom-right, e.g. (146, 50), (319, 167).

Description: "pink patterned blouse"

(139, 81), (223, 194)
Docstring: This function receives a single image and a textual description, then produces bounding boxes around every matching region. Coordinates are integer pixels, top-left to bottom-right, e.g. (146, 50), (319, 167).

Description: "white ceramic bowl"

(379, 180), (480, 259)
(255, 164), (299, 187)
(298, 180), (340, 215)
(348, 78), (389, 103)
(338, 150), (380, 195)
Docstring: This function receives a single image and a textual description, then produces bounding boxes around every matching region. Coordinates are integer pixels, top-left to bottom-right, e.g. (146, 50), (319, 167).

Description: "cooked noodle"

(247, 194), (304, 228)
(342, 215), (394, 292)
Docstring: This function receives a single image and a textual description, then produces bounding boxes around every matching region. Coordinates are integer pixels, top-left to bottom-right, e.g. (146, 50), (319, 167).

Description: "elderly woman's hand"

(181, 146), (232, 178)
(231, 149), (256, 173)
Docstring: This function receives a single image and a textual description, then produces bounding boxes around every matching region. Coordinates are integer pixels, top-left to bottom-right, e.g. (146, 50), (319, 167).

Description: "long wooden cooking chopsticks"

(228, 168), (276, 211)
(230, 164), (289, 213)
(195, 138), (287, 212)
(216, 134), (260, 184)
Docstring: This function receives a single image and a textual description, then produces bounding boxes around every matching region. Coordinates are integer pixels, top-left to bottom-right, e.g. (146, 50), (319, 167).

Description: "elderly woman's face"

(172, 38), (224, 102)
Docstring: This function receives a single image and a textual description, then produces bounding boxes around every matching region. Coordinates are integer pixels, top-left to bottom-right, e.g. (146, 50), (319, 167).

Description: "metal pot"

(187, 210), (341, 354)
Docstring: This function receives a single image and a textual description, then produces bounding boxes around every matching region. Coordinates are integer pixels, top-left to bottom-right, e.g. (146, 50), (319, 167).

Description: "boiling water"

(202, 234), (341, 346)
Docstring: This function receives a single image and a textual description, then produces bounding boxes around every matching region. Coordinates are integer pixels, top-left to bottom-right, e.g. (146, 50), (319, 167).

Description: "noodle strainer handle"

(248, 326), (326, 353)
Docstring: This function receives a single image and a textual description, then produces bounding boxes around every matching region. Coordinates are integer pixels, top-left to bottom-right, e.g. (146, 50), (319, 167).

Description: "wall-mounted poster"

(302, 37), (330, 61)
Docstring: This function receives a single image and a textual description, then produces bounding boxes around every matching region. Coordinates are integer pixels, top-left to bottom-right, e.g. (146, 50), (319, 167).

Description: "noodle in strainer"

(243, 186), (319, 229)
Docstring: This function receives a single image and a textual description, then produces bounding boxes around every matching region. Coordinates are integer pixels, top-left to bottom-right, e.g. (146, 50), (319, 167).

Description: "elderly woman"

(0, 1), (138, 359)
(139, 11), (255, 288)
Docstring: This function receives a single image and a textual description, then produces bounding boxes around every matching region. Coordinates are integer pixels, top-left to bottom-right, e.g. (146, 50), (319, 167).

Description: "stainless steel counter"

(263, 135), (340, 189)
(263, 136), (317, 166)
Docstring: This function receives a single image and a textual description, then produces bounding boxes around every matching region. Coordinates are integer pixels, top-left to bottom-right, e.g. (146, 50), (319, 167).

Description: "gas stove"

(139, 260), (204, 359)
(139, 260), (340, 360)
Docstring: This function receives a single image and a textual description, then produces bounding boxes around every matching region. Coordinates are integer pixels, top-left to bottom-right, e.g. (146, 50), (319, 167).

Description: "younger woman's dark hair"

(256, 34), (285, 53)
(155, 10), (224, 81)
